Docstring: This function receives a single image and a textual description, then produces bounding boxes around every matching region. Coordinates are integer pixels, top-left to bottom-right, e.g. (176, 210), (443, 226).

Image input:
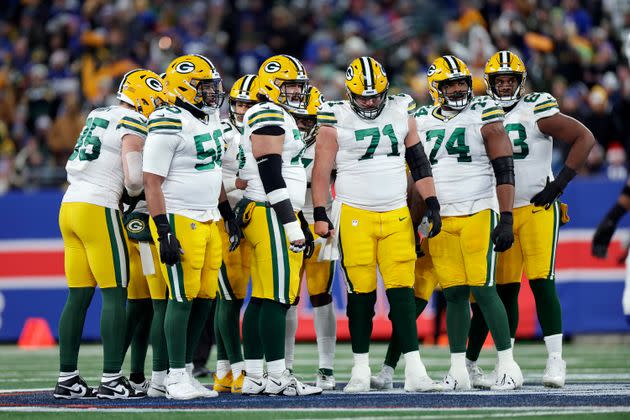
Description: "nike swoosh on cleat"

(250, 379), (264, 387)
(103, 384), (129, 397)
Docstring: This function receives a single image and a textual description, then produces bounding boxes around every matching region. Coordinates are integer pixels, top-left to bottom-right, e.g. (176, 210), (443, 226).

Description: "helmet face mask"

(290, 85), (323, 147)
(345, 56), (389, 120)
(258, 55), (309, 111)
(484, 50), (527, 107)
(164, 55), (224, 114)
(192, 78), (225, 112)
(229, 98), (256, 128)
(427, 55), (473, 111)
(277, 80), (309, 110)
(438, 76), (472, 110)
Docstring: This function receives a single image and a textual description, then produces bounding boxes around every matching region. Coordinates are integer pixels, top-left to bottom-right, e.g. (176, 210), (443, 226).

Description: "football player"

(212, 74), (258, 394)
(284, 86), (337, 390)
(118, 71), (171, 398)
(143, 54), (241, 400)
(311, 56), (442, 393)
(238, 55), (321, 396)
(55, 69), (164, 399)
(414, 55), (523, 390)
(465, 51), (595, 388)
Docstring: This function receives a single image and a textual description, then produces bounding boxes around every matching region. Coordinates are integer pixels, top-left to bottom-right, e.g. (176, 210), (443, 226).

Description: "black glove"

(530, 167), (576, 209)
(491, 211), (514, 252)
(298, 211), (315, 259)
(313, 206), (334, 238)
(219, 200), (241, 252)
(121, 189), (145, 213)
(424, 196), (442, 238)
(592, 203), (626, 258)
(154, 214), (183, 265)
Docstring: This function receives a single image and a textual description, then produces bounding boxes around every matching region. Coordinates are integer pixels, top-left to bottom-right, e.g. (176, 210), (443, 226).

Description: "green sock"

(260, 299), (288, 362)
(214, 299), (228, 361)
(384, 297), (428, 369)
(185, 298), (213, 364)
(126, 299), (152, 375)
(58, 287), (95, 372)
(100, 287), (127, 374)
(497, 283), (521, 338)
(243, 298), (263, 360)
(164, 299), (192, 369)
(151, 299), (169, 372)
(346, 292), (376, 354)
(218, 299), (245, 364)
(386, 287), (419, 354)
(471, 285), (511, 351)
(443, 286), (471, 353)
(465, 303), (488, 362)
(529, 278), (562, 336)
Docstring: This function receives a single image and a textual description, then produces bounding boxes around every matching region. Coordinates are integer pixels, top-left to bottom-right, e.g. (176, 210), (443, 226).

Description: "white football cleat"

(147, 382), (167, 398)
(284, 373), (323, 396)
(441, 365), (472, 391)
(264, 371), (292, 395)
(491, 359), (523, 391)
(343, 365), (371, 393)
(129, 378), (150, 392)
(165, 370), (201, 400)
(189, 374), (218, 398)
(370, 366), (393, 390)
(542, 354), (566, 388)
(466, 363), (494, 389)
(241, 374), (267, 395)
(316, 369), (336, 390)
(404, 374), (442, 392)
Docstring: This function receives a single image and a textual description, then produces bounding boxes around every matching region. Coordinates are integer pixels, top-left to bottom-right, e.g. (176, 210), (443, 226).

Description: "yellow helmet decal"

(117, 69), (167, 117)
(484, 50), (527, 107)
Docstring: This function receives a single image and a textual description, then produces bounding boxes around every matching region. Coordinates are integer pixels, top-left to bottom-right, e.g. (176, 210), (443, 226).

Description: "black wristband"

(555, 166), (577, 188)
(218, 200), (235, 221)
(425, 196), (440, 211)
(607, 203), (627, 224)
(313, 206), (329, 222)
(499, 211), (513, 225)
(153, 214), (170, 237)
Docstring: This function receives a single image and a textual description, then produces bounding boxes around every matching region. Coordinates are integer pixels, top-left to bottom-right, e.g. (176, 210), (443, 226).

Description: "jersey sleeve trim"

(317, 111), (337, 125)
(533, 99), (559, 114)
(481, 107), (505, 122)
(247, 109), (284, 127)
(117, 116), (148, 136)
(407, 101), (417, 115)
(148, 117), (182, 133)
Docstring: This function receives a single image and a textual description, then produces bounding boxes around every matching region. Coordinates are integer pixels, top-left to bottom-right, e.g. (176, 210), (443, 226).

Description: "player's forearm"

(564, 130), (596, 173)
(312, 163), (333, 208)
(414, 178), (438, 202)
(144, 172), (166, 217)
(496, 184), (515, 213)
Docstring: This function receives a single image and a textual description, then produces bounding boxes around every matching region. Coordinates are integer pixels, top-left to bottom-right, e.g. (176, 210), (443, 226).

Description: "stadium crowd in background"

(0, 0), (629, 193)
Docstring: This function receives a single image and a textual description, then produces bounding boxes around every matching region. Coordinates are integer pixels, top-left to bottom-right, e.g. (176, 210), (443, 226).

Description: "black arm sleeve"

(256, 153), (296, 224)
(491, 156), (515, 186)
(253, 125), (285, 135)
(405, 142), (433, 181)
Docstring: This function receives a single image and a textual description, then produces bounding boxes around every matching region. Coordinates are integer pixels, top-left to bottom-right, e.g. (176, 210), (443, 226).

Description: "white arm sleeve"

(143, 133), (180, 177)
(124, 151), (144, 196)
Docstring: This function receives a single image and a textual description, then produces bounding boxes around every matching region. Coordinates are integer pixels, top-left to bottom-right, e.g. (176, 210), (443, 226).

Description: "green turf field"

(1, 341), (629, 419)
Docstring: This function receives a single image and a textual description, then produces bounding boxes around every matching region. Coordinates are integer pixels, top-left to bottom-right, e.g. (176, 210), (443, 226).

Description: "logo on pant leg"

(352, 220), (359, 227)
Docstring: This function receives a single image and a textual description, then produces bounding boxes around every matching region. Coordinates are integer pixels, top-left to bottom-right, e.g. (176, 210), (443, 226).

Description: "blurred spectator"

(47, 92), (85, 166)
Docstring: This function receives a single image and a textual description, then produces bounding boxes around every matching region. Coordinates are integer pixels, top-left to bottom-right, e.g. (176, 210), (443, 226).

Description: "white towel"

(139, 241), (156, 276)
(317, 199), (342, 261)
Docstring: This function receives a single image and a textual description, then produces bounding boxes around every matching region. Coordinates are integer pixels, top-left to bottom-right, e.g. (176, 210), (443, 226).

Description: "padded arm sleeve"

(491, 156), (515, 186)
(405, 142), (433, 181)
(257, 153), (297, 225)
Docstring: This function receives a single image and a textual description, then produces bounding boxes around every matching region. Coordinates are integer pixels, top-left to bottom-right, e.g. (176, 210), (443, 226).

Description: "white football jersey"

(63, 105), (148, 209)
(503, 92), (560, 208)
(240, 102), (307, 211)
(301, 142), (332, 224)
(143, 105), (224, 222)
(318, 94), (416, 212)
(220, 119), (246, 208)
(415, 96), (504, 216)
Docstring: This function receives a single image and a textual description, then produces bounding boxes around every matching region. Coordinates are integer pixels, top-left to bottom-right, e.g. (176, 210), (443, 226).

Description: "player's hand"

(297, 211), (315, 259)
(154, 215), (184, 265)
(530, 177), (563, 209)
(224, 218), (242, 252)
(424, 196), (442, 238)
(121, 189), (145, 213)
(285, 220), (306, 253)
(592, 217), (617, 258)
(491, 212), (514, 252)
(235, 178), (248, 190)
(314, 206), (335, 238)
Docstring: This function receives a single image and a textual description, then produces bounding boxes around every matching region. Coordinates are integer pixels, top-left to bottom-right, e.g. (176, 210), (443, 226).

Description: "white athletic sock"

(465, 358), (477, 369)
(185, 362), (194, 377)
(353, 352), (369, 369)
(497, 347), (514, 365)
(231, 361), (244, 379)
(216, 359), (231, 379)
(544, 333), (563, 357)
(450, 352), (466, 372)
(267, 359), (286, 378)
(101, 370), (122, 383)
(380, 364), (394, 378)
(284, 305), (298, 370)
(245, 359), (264, 379)
(169, 367), (186, 377)
(314, 302), (336, 371)
(59, 370), (79, 380)
(151, 370), (167, 386)
(511, 337), (516, 348)
(403, 350), (427, 376)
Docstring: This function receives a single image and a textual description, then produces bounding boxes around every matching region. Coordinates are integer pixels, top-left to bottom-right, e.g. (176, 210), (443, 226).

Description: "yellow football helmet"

(291, 86), (324, 147)
(345, 56), (389, 119)
(484, 50), (527, 107)
(229, 74), (259, 129)
(427, 55), (473, 110)
(116, 69), (167, 117)
(258, 54), (309, 110)
(163, 54), (225, 111)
